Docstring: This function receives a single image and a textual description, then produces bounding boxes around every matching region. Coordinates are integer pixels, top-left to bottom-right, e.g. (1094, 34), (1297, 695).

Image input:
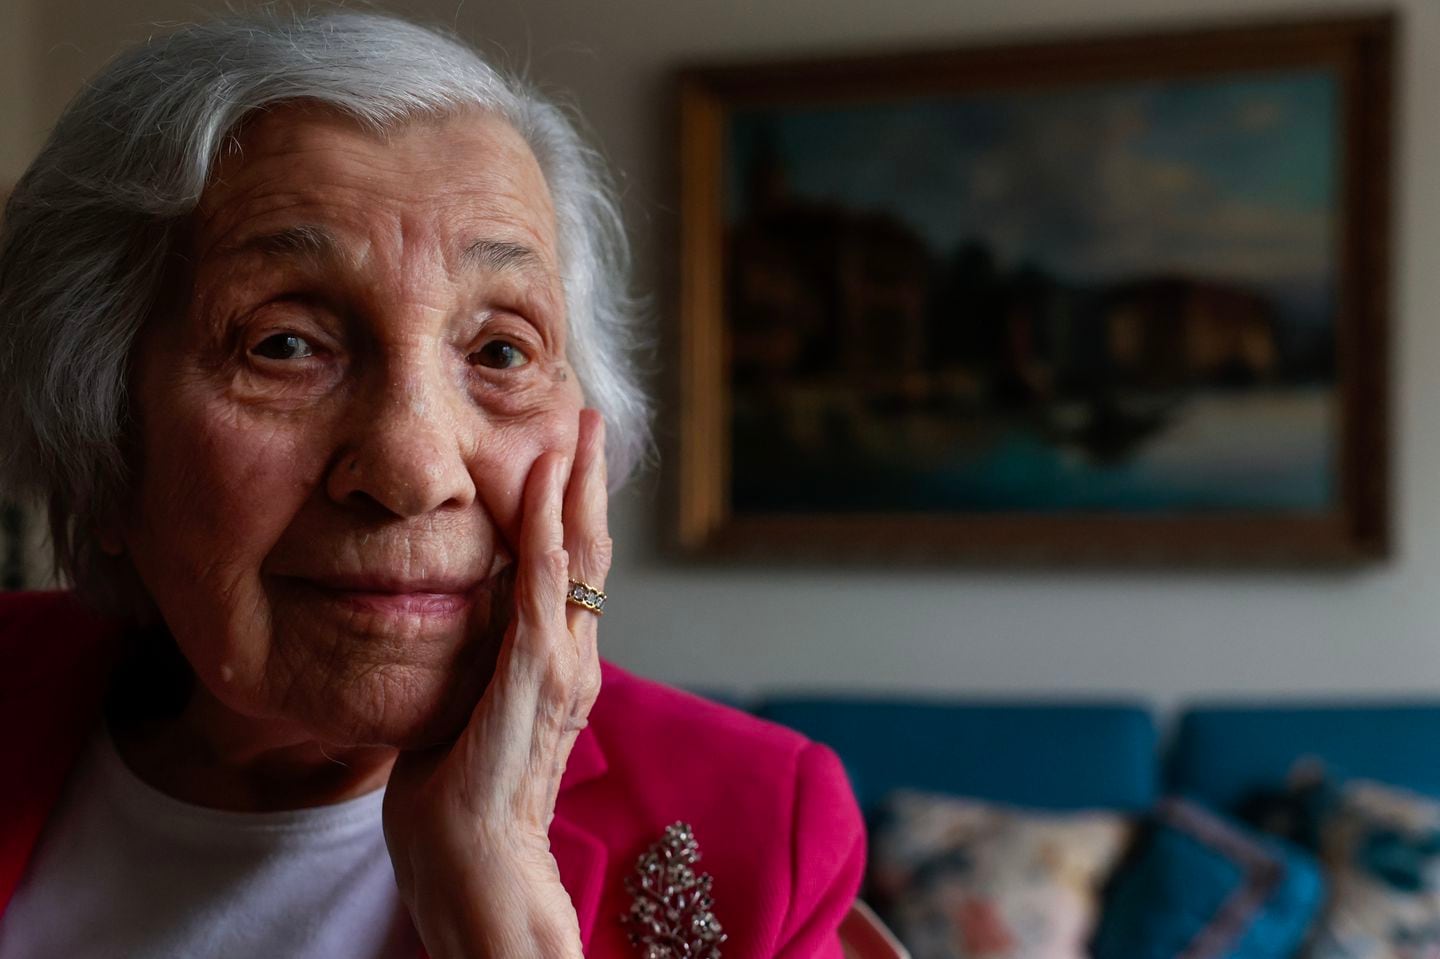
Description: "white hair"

(0, 10), (651, 608)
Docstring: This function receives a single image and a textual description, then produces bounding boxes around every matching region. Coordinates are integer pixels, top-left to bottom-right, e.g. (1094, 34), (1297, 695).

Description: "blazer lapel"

(551, 812), (609, 950)
(550, 724), (610, 949)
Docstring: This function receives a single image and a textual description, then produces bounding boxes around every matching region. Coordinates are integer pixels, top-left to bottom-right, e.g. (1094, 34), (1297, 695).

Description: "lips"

(302, 573), (483, 594)
(281, 572), (485, 620)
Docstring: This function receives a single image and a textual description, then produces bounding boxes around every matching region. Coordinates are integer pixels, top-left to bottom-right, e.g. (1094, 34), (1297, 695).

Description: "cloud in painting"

(734, 71), (1337, 296)
(943, 87), (1333, 287)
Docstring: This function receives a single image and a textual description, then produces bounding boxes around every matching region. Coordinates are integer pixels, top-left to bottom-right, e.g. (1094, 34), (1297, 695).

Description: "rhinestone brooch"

(622, 822), (725, 958)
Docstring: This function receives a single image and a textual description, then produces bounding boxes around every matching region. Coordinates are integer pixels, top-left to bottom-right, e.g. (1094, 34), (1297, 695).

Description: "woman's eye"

(470, 340), (530, 370)
(252, 333), (315, 361)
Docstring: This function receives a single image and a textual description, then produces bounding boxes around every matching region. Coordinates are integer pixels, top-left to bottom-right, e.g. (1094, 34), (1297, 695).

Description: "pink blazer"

(0, 591), (864, 957)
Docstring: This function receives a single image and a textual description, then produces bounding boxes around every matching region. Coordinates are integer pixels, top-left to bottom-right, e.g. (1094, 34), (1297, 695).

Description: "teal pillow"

(1092, 797), (1325, 959)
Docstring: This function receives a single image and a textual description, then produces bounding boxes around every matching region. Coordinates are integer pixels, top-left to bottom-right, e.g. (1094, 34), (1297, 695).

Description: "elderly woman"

(0, 11), (863, 959)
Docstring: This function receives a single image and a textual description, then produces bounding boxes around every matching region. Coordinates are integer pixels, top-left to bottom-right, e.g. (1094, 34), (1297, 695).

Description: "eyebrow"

(219, 227), (546, 279)
(219, 224), (343, 263)
(460, 237), (545, 277)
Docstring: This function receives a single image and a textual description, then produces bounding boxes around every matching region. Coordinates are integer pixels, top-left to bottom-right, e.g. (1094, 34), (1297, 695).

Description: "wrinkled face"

(121, 104), (582, 748)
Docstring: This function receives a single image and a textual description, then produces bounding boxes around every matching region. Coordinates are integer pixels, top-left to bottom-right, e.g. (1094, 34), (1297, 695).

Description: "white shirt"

(0, 725), (420, 959)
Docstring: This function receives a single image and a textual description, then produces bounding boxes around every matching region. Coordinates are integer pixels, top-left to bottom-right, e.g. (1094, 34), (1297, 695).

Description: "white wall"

(0, 0), (38, 185)
(10, 0), (1439, 708)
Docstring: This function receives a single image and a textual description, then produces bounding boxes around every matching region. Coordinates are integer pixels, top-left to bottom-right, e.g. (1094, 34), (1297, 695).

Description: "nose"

(326, 371), (476, 519)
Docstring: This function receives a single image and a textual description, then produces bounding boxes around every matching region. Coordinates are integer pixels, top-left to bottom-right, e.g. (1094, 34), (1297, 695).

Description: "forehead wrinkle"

(193, 185), (374, 272)
(190, 107), (569, 331)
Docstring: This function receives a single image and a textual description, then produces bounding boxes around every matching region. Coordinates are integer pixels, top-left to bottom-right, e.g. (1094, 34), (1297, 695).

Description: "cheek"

(469, 401), (580, 546)
(128, 395), (325, 636)
(149, 407), (314, 543)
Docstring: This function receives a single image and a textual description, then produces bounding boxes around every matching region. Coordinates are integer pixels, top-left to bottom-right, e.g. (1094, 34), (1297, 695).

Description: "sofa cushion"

(755, 699), (1157, 815)
(869, 789), (1131, 959)
(1256, 773), (1440, 959)
(1092, 797), (1324, 959)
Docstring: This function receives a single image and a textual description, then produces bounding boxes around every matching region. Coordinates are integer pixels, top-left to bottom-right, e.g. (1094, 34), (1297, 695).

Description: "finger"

(518, 446), (591, 809)
(560, 411), (606, 731)
(512, 449), (571, 669)
(451, 451), (570, 798)
(564, 409), (611, 635)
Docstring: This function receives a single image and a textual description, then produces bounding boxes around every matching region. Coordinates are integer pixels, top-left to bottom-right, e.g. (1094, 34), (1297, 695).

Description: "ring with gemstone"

(566, 578), (607, 615)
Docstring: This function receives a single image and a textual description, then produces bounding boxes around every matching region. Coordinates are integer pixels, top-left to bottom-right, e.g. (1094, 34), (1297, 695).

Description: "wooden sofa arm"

(839, 899), (910, 959)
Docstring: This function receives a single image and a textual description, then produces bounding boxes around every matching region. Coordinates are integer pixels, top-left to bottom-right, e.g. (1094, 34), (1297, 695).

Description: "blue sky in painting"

(728, 70), (1337, 307)
(1130, 78), (1333, 208)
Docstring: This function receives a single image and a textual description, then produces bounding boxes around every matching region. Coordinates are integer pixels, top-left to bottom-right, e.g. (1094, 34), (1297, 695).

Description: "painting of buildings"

(723, 69), (1341, 514)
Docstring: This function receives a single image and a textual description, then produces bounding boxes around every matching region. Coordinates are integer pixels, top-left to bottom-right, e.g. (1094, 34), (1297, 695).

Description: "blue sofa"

(755, 698), (1157, 816)
(747, 694), (1440, 956)
(751, 695), (1440, 817)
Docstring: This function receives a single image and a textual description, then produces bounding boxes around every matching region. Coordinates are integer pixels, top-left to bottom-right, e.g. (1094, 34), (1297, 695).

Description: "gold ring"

(566, 578), (606, 615)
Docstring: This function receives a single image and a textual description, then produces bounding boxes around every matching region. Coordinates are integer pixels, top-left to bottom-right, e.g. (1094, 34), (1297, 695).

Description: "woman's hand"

(383, 410), (610, 959)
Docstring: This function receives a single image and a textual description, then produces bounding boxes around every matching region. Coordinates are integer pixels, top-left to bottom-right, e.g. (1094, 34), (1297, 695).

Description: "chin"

(315, 652), (501, 750)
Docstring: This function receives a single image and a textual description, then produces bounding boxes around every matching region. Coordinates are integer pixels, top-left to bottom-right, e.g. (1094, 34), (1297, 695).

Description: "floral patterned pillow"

(1302, 779), (1440, 959)
(868, 790), (1133, 959)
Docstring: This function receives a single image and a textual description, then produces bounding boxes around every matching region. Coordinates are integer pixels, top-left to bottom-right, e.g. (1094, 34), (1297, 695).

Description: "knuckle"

(543, 644), (580, 690)
(525, 549), (569, 601)
(536, 688), (569, 728)
(585, 535), (614, 577)
(578, 668), (602, 707)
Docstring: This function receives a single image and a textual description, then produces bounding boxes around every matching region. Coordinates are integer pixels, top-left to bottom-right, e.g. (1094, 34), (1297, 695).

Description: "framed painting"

(675, 14), (1393, 564)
